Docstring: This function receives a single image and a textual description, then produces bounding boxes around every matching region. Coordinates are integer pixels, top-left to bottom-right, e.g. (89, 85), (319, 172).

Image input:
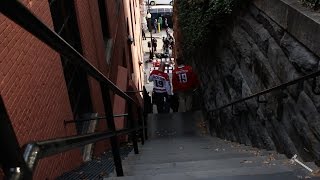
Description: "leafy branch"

(176, 0), (250, 59)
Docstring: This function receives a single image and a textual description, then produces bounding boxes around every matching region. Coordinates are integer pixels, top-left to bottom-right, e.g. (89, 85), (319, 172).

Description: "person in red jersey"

(172, 58), (199, 112)
(149, 62), (172, 113)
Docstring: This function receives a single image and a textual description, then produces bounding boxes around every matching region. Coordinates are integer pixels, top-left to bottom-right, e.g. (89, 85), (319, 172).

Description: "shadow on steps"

(147, 110), (208, 139)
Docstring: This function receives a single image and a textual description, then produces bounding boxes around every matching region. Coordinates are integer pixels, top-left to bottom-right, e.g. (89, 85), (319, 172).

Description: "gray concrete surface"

(105, 111), (317, 179)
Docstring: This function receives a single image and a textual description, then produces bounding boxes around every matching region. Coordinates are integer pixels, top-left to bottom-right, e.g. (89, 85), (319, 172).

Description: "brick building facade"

(0, 0), (144, 179)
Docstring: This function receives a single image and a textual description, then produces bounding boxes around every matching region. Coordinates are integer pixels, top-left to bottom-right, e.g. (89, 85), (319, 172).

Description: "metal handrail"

(0, 0), (137, 105)
(209, 69), (320, 113)
(63, 114), (129, 125)
(125, 91), (144, 93)
(18, 127), (142, 176)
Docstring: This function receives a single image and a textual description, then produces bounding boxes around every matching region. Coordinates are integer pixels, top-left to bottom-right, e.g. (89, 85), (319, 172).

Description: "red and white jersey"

(172, 65), (198, 93)
(152, 60), (160, 67)
(149, 70), (171, 94)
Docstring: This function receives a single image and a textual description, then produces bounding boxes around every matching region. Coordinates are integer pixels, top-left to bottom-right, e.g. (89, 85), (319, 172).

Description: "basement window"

(98, 0), (113, 65)
(48, 0), (93, 121)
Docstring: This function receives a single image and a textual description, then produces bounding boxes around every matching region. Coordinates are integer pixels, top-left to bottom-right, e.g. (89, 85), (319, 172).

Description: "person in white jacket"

(149, 62), (172, 113)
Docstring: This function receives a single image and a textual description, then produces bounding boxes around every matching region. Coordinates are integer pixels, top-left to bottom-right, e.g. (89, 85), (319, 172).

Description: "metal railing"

(63, 114), (129, 125)
(0, 0), (148, 179)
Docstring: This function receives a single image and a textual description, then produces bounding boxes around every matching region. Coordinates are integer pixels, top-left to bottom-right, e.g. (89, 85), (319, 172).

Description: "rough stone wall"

(179, 5), (320, 164)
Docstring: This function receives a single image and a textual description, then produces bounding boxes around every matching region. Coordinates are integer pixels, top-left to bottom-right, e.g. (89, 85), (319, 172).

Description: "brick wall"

(123, 0), (144, 91)
(74, 0), (110, 156)
(106, 0), (128, 83)
(0, 1), (82, 179)
(0, 0), (144, 178)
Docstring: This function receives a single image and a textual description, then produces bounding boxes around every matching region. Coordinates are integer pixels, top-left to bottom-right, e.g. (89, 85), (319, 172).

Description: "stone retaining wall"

(176, 0), (320, 164)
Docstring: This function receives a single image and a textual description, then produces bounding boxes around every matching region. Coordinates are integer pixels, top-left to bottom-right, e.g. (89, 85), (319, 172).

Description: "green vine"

(300, 0), (320, 10)
(176, 0), (250, 59)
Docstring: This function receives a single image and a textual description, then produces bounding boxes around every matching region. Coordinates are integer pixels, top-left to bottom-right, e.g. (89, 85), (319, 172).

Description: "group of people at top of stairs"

(154, 17), (169, 33)
(162, 32), (174, 55)
(149, 58), (199, 113)
(141, 17), (170, 40)
(143, 29), (174, 62)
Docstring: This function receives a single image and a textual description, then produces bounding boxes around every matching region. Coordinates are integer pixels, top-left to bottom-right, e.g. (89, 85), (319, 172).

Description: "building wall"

(0, 0), (144, 179)
(0, 1), (82, 179)
(123, 0), (144, 91)
(175, 0), (320, 165)
(74, 0), (110, 156)
(0, 0), (143, 179)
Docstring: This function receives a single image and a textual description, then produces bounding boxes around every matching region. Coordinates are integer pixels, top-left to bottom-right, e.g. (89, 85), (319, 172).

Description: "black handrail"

(125, 91), (144, 93)
(63, 114), (129, 125)
(0, 0), (137, 105)
(210, 68), (320, 113)
(20, 127), (142, 174)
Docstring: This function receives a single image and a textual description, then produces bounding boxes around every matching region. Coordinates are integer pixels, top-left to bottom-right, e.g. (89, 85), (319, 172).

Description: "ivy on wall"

(176, 0), (250, 58)
(300, 0), (320, 9)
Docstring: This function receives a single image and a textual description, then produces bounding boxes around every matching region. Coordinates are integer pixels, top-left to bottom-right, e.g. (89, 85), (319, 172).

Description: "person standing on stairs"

(142, 28), (146, 40)
(172, 58), (199, 112)
(149, 62), (172, 113)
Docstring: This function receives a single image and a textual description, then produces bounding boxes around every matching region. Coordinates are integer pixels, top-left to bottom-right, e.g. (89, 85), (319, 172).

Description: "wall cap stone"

(253, 0), (320, 58)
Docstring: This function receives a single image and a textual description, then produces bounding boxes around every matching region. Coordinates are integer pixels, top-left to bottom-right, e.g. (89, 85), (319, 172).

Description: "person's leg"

(185, 91), (193, 111)
(156, 93), (165, 113)
(171, 94), (179, 112)
(178, 92), (186, 112)
(163, 94), (170, 113)
(153, 92), (160, 113)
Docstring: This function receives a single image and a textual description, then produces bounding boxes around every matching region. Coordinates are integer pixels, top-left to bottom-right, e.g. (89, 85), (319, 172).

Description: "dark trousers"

(152, 92), (169, 113)
(142, 31), (146, 40)
(169, 94), (179, 112)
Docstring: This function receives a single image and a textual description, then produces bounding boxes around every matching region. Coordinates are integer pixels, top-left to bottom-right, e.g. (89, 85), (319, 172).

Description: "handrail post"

(143, 87), (149, 140)
(128, 103), (139, 154)
(100, 84), (124, 176)
(139, 107), (145, 145)
(0, 96), (32, 180)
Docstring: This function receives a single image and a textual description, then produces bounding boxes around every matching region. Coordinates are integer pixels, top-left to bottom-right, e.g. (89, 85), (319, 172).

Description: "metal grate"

(57, 146), (133, 180)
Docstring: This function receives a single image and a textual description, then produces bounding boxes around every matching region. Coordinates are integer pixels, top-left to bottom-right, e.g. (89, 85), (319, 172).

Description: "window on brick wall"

(98, 0), (113, 65)
(122, 48), (127, 68)
(114, 0), (121, 17)
(133, 0), (136, 24)
(48, 0), (93, 124)
(129, 1), (135, 46)
(126, 18), (134, 76)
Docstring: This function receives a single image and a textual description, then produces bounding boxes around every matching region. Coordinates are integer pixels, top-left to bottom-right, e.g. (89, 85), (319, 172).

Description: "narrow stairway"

(106, 111), (318, 179)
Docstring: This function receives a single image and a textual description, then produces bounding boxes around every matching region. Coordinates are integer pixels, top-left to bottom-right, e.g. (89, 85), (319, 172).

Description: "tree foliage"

(176, 0), (250, 58)
(300, 0), (320, 9)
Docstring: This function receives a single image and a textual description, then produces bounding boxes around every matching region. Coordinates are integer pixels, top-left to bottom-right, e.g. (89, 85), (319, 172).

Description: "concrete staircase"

(105, 111), (318, 180)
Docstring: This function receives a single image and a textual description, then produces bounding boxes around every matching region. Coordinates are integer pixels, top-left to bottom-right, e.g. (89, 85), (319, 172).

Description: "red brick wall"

(74, 0), (110, 155)
(0, 1), (82, 180)
(106, 0), (129, 83)
(0, 0), (144, 179)
(113, 66), (129, 130)
(123, 0), (144, 91)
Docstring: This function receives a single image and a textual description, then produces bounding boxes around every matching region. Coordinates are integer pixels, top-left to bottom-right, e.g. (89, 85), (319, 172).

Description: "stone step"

(139, 137), (280, 156)
(122, 156), (296, 176)
(124, 139), (287, 165)
(106, 166), (302, 180)
(135, 145), (284, 159)
(124, 152), (261, 165)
